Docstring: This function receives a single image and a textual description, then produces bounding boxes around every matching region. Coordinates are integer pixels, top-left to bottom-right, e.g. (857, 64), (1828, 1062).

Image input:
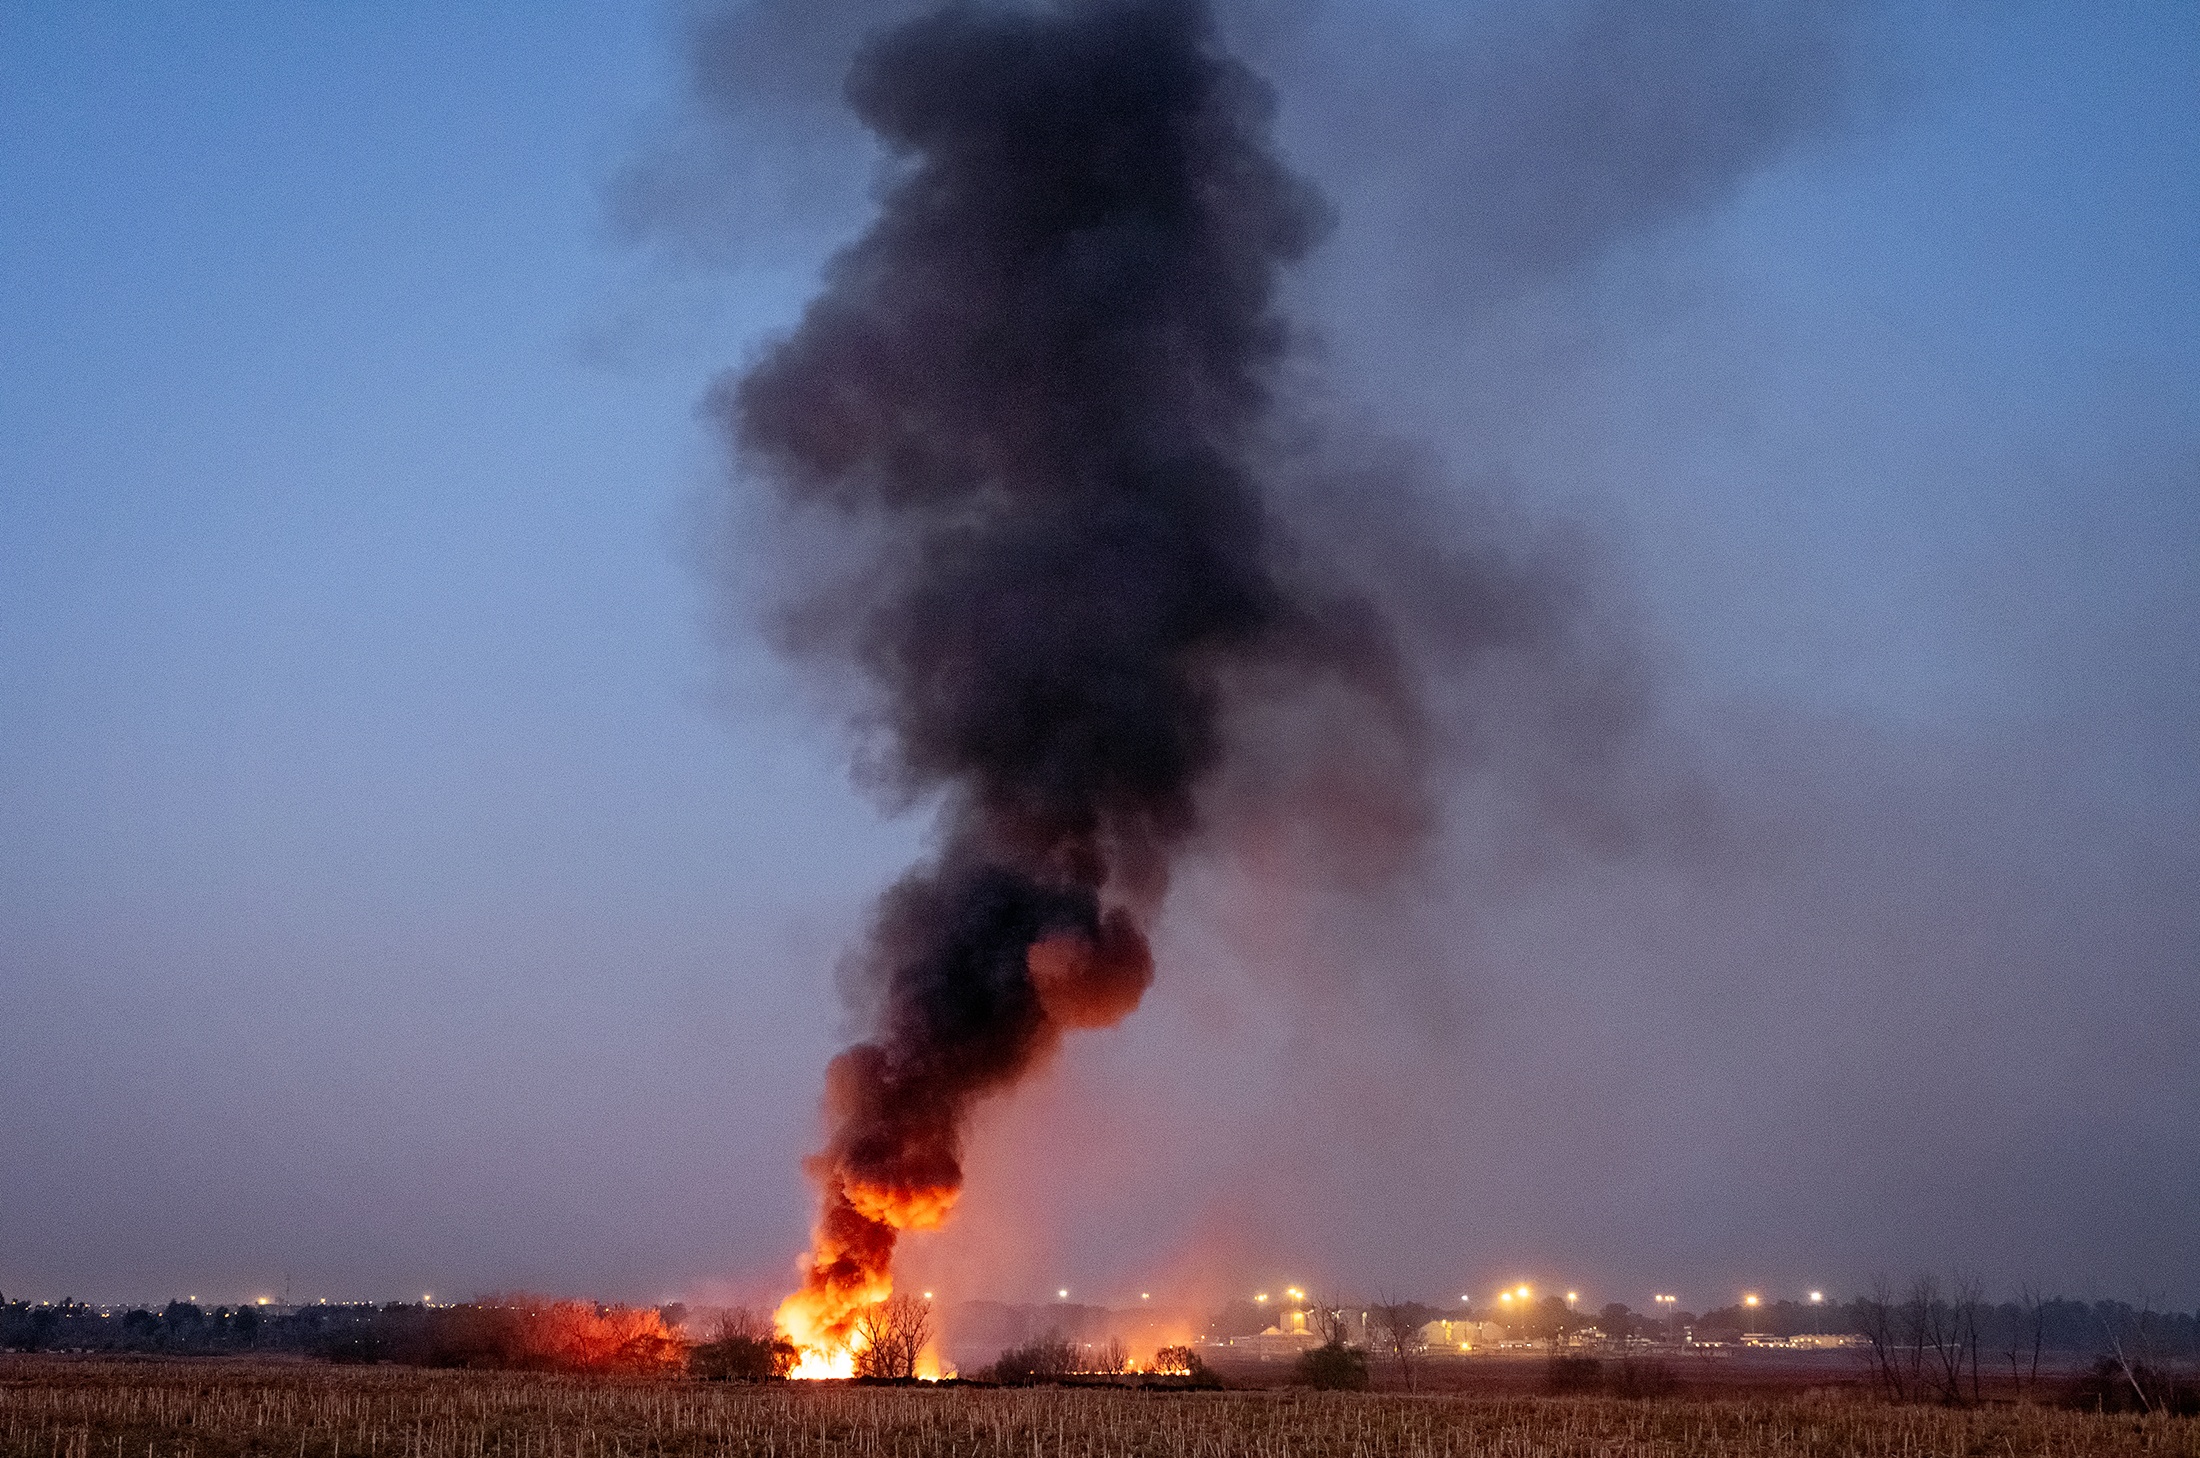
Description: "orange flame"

(775, 1171), (958, 1377)
(774, 922), (1153, 1376)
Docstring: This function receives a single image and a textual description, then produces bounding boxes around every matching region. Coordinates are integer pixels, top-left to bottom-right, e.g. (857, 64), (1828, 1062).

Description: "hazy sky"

(3, 1), (2195, 1315)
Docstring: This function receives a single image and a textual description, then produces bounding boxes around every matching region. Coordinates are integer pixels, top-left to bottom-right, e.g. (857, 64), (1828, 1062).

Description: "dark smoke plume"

(712, 0), (1611, 1354)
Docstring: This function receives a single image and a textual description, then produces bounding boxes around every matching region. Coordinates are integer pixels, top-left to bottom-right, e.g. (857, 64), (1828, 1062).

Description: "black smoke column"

(727, 0), (1415, 1359)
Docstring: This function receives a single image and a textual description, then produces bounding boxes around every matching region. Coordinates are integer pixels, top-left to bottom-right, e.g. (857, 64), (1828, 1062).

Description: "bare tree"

(2004, 1283), (2047, 1397)
(1309, 1292), (1353, 1348)
(987, 1329), (1077, 1383)
(1903, 1274), (1941, 1401)
(2101, 1294), (2163, 1415)
(1369, 1296), (1422, 1392)
(1150, 1344), (1203, 1378)
(690, 1306), (796, 1381)
(1948, 1271), (1984, 1405)
(852, 1293), (933, 1379)
(2021, 1284), (2047, 1393)
(1860, 1272), (1984, 1406)
(1857, 1276), (1909, 1402)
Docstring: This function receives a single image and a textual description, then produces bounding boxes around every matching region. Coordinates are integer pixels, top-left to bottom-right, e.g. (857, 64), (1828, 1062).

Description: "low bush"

(321, 1295), (681, 1373)
(986, 1332), (1077, 1384)
(1611, 1357), (1680, 1398)
(1293, 1340), (1369, 1391)
(1544, 1355), (1603, 1394)
(2064, 1358), (2200, 1415)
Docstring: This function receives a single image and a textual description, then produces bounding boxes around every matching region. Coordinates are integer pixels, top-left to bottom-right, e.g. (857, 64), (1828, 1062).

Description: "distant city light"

(922, 1292), (933, 1301)
(1566, 1291), (1579, 1304)
(1743, 1294), (1761, 1307)
(1808, 1291), (1825, 1304)
(1140, 1293), (1150, 1301)
(1255, 1293), (1268, 1303)
(1057, 1289), (1068, 1300)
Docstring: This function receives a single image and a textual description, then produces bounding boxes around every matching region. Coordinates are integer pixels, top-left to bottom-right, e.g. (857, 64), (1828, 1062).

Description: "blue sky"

(3, 1), (2195, 1312)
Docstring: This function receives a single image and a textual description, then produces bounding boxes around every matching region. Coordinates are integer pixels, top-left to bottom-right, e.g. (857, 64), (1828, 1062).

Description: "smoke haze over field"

(0, 0), (2193, 1311)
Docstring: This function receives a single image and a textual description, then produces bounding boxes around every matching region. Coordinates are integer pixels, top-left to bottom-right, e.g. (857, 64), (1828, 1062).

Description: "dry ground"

(3, 1356), (2193, 1458)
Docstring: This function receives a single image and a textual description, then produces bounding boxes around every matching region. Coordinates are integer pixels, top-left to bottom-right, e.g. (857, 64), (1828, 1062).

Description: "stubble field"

(3, 1357), (2193, 1458)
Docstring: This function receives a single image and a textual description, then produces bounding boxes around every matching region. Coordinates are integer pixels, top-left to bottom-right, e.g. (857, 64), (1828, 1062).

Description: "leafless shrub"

(852, 1294), (932, 1380)
(986, 1330), (1076, 1384)
(1308, 1294), (1353, 1347)
(1368, 1296), (1422, 1392)
(690, 1306), (797, 1381)
(1857, 1273), (1987, 1406)
(2006, 1283), (2047, 1397)
(1149, 1344), (1205, 1378)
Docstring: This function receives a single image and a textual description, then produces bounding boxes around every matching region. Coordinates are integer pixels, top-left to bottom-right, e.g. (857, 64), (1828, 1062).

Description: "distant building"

(1419, 1319), (1506, 1352)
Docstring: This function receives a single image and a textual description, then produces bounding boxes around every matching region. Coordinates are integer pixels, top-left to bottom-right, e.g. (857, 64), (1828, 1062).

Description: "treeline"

(1, 1297), (287, 1356)
(1684, 1294), (2198, 1360)
(0, 1294), (683, 1372)
(1204, 1289), (2199, 1359)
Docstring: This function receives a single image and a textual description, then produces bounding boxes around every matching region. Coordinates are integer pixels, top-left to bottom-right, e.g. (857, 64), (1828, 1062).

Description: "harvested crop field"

(3, 1358), (2193, 1458)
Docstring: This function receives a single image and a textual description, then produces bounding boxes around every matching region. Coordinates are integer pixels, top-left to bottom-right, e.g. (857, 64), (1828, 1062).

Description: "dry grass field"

(3, 1357), (2194, 1458)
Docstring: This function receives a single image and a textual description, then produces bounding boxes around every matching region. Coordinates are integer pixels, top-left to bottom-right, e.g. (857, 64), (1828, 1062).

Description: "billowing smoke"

(710, 0), (1609, 1361)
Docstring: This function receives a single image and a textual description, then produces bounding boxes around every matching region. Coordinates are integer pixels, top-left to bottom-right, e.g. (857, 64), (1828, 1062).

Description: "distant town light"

(1744, 1294), (1761, 1307)
(1057, 1289), (1069, 1300)
(1140, 1293), (1150, 1301)
(1566, 1292), (1579, 1303)
(1808, 1291), (1824, 1304)
(1255, 1293), (1268, 1303)
(922, 1292), (933, 1301)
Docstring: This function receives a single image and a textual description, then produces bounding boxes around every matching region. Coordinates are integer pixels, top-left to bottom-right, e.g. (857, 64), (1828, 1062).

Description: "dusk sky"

(4, 0), (2195, 1317)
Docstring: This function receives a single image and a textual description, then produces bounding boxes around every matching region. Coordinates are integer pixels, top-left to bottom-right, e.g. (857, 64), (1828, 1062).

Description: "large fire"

(774, 1170), (957, 1378)
(730, 0), (1495, 1389)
